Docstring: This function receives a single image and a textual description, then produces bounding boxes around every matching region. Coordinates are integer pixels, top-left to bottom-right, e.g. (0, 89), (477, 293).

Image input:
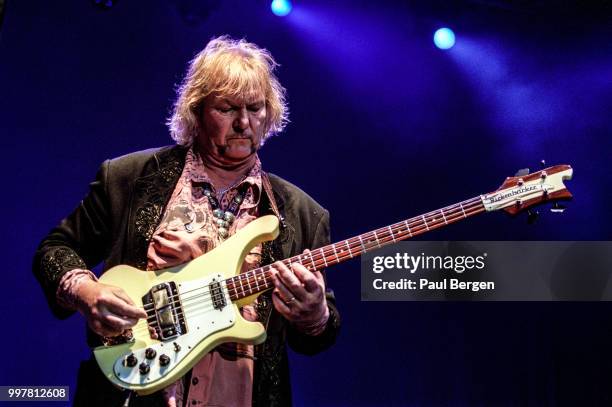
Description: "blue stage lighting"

(433, 27), (455, 50)
(271, 0), (292, 17)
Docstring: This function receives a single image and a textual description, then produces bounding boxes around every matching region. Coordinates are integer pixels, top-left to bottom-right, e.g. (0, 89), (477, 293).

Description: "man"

(33, 36), (340, 407)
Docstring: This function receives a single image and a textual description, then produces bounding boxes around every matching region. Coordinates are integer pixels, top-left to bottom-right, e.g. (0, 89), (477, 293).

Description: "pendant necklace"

(201, 182), (249, 240)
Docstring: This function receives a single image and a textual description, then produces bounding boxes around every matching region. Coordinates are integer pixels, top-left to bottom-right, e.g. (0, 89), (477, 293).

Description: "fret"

(319, 247), (329, 267)
(404, 220), (413, 237)
(422, 215), (430, 231)
(245, 273), (253, 295)
(238, 274), (246, 295)
(238, 274), (245, 295)
(388, 225), (396, 243)
(222, 191), (491, 303)
(357, 235), (367, 253)
(254, 269), (260, 291)
(226, 279), (234, 299)
(332, 244), (340, 263)
(225, 277), (238, 295)
(345, 240), (354, 258)
(372, 230), (382, 248)
(307, 253), (317, 271)
(237, 274), (245, 295)
(459, 201), (467, 218)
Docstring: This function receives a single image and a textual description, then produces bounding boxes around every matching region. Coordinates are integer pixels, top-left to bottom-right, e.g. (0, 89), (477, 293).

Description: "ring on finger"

(285, 296), (296, 305)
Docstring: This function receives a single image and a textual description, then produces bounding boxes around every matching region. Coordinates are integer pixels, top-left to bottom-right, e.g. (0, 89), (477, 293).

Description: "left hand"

(270, 250), (329, 333)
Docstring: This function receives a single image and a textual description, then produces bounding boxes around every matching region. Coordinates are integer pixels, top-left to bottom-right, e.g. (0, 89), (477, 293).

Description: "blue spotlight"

(271, 0), (292, 17)
(433, 27), (456, 50)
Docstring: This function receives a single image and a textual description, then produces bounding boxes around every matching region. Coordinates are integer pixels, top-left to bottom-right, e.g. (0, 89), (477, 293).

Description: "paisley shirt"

(146, 148), (262, 272)
(58, 147), (264, 407)
(148, 148), (263, 407)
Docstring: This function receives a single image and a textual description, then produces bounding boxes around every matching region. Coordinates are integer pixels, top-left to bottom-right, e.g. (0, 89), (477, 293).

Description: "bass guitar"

(94, 164), (573, 394)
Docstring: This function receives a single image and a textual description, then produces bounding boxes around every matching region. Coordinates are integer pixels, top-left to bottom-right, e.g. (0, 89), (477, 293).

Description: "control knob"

(139, 363), (150, 375)
(159, 354), (171, 367)
(145, 348), (157, 359)
(123, 353), (137, 368)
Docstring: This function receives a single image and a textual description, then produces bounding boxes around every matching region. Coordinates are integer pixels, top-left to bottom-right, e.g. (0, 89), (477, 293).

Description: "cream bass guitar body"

(93, 164), (573, 394)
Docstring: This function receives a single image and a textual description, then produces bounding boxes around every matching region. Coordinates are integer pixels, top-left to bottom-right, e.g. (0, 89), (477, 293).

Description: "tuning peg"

(515, 168), (530, 177)
(527, 209), (539, 224)
(550, 202), (566, 213)
(540, 159), (546, 169)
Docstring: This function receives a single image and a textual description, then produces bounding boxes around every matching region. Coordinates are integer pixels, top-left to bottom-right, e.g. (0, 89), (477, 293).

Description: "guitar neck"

(226, 195), (486, 301)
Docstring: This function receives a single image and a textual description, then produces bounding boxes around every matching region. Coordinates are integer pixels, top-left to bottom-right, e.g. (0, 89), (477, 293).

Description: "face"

(197, 91), (267, 164)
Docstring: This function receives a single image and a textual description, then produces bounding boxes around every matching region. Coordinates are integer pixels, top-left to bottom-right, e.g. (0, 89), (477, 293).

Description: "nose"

(233, 107), (249, 132)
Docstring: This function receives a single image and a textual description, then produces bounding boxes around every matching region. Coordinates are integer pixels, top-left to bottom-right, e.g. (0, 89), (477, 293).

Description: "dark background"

(1, 0), (611, 405)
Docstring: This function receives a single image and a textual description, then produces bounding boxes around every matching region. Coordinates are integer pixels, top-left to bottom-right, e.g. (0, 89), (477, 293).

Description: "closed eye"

(248, 104), (264, 112)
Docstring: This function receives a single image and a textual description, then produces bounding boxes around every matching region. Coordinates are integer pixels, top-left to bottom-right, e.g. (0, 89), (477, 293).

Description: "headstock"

(481, 164), (573, 215)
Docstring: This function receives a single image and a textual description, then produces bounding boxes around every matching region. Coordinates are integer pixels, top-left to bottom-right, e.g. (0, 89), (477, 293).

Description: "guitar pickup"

(142, 282), (187, 340)
(209, 280), (226, 310)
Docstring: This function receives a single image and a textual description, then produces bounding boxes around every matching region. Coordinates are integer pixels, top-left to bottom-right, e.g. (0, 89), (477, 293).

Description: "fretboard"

(226, 195), (486, 301)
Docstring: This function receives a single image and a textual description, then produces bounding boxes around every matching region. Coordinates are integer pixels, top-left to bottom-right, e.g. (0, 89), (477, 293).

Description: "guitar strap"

(252, 172), (288, 354)
(261, 171), (287, 230)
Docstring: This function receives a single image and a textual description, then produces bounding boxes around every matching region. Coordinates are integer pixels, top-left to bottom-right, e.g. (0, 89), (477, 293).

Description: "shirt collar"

(185, 147), (263, 199)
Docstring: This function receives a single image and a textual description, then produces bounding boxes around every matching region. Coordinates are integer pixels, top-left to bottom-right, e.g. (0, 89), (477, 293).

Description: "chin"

(224, 148), (254, 160)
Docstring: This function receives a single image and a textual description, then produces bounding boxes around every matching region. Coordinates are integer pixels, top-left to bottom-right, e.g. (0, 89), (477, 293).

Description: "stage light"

(433, 27), (455, 50)
(271, 0), (292, 17)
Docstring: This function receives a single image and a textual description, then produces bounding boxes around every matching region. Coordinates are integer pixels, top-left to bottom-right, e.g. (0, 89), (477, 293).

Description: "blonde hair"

(167, 36), (289, 146)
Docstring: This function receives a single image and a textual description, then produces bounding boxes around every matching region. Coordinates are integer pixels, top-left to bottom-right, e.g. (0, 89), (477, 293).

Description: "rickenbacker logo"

(489, 185), (538, 203)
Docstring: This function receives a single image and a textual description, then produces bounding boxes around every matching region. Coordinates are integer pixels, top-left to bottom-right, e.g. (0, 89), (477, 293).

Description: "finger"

(155, 230), (185, 249)
(104, 313), (139, 330)
(149, 326), (159, 340)
(112, 288), (136, 305)
(298, 249), (321, 271)
(271, 260), (291, 275)
(276, 263), (308, 296)
(90, 319), (121, 337)
(112, 289), (148, 318)
(272, 273), (299, 305)
(307, 270), (326, 292)
(97, 305), (135, 331)
(270, 261), (295, 286)
(106, 295), (148, 319)
(271, 290), (293, 318)
(299, 249), (317, 268)
(291, 263), (321, 292)
(162, 229), (183, 241)
(269, 263), (295, 294)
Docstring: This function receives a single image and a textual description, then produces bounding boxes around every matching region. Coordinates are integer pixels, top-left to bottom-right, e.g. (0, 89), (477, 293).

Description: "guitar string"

(135, 195), (485, 332)
(128, 200), (485, 337)
(139, 196), (484, 310)
(131, 199), (486, 336)
(112, 174), (561, 338)
(184, 198), (485, 307)
(140, 197), (485, 327)
(130, 203), (487, 337)
(130, 197), (485, 337)
(131, 202), (487, 337)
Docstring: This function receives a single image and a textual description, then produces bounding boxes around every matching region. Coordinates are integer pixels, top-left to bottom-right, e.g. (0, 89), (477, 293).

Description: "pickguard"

(113, 274), (236, 386)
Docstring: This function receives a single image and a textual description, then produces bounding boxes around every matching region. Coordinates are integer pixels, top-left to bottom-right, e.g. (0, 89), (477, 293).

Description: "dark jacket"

(33, 145), (340, 407)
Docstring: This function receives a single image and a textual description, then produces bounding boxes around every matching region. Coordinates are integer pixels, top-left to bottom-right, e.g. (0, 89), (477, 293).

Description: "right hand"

(75, 279), (148, 337)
